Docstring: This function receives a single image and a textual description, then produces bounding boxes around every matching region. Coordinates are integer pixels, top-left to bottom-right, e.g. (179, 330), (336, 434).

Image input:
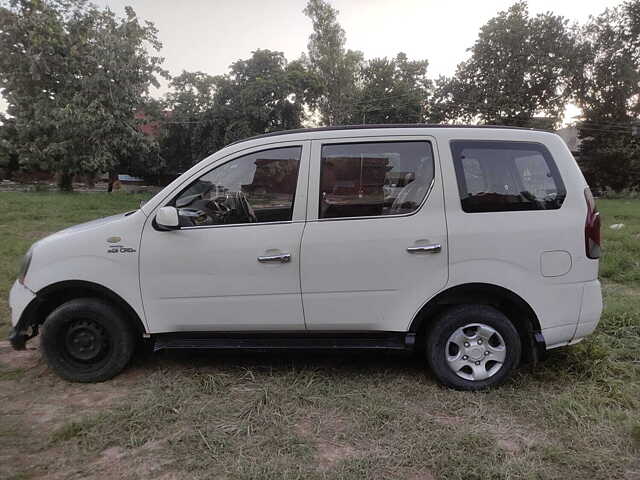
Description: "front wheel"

(426, 305), (521, 390)
(41, 298), (136, 382)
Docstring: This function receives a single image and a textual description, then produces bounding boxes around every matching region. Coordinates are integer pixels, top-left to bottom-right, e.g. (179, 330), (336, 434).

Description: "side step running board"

(153, 332), (416, 352)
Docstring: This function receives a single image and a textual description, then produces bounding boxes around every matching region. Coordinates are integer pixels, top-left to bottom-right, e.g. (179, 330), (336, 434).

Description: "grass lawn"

(0, 192), (639, 479)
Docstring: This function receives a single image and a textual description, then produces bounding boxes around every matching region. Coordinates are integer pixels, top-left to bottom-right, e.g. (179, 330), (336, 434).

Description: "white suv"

(8, 125), (603, 390)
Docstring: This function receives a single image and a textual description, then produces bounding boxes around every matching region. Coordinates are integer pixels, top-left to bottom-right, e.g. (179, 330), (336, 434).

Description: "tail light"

(584, 187), (601, 259)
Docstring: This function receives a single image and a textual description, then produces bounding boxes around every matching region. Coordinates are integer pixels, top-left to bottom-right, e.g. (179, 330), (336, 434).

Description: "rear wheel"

(41, 298), (136, 382)
(426, 305), (521, 390)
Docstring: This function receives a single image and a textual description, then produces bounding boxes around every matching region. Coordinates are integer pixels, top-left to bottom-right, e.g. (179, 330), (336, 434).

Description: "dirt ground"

(2, 338), (639, 480)
(0, 341), (160, 479)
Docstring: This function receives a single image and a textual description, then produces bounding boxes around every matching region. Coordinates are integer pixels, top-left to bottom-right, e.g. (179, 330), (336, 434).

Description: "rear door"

(300, 136), (448, 331)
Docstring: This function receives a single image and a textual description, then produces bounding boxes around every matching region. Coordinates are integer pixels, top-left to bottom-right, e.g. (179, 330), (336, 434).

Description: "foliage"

(348, 53), (431, 125)
(0, 0), (166, 190)
(575, 0), (640, 190)
(157, 50), (319, 175)
(303, 0), (362, 125)
(157, 71), (218, 175)
(215, 49), (316, 143)
(0, 115), (19, 177)
(431, 2), (578, 127)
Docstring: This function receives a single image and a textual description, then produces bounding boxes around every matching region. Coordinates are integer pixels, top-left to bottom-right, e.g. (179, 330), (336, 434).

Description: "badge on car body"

(107, 244), (136, 254)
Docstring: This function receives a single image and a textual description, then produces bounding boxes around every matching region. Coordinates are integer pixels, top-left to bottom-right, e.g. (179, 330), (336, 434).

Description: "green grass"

(598, 199), (640, 286)
(0, 192), (639, 479)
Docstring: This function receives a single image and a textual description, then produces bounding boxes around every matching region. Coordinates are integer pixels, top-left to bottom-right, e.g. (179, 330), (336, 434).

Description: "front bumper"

(8, 281), (37, 350)
(9, 281), (36, 327)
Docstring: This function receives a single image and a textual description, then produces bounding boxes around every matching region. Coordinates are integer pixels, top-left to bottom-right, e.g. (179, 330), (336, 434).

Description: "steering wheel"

(178, 195), (233, 226)
(206, 192), (257, 224)
(206, 198), (232, 215)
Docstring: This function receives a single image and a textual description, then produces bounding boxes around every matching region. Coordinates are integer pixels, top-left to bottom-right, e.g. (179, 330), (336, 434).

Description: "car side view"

(8, 125), (603, 390)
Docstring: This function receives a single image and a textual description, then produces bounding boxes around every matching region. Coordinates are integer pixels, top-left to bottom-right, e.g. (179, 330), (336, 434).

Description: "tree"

(0, 0), (166, 190)
(219, 49), (313, 140)
(303, 0), (362, 125)
(349, 53), (431, 124)
(575, 0), (640, 190)
(432, 1), (578, 127)
(0, 115), (20, 178)
(158, 50), (318, 174)
(159, 71), (218, 174)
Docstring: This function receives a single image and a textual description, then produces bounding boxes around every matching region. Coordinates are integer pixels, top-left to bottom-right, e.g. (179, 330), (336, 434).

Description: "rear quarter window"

(450, 140), (566, 213)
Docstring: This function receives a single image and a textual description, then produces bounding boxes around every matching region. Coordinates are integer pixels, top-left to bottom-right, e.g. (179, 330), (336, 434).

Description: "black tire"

(40, 298), (136, 382)
(426, 304), (521, 391)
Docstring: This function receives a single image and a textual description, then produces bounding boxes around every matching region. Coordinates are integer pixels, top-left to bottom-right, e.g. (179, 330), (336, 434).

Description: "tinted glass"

(319, 141), (434, 219)
(451, 141), (566, 213)
(174, 146), (301, 226)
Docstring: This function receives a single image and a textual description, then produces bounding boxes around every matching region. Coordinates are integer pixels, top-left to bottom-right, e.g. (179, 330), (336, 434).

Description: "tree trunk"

(58, 172), (74, 192)
(107, 171), (117, 193)
(86, 173), (96, 189)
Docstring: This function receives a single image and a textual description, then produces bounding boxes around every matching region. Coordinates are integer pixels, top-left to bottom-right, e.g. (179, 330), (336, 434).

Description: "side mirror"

(155, 206), (180, 230)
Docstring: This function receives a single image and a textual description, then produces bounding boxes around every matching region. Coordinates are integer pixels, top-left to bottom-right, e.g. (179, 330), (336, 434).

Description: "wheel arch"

(17, 280), (147, 338)
(409, 282), (544, 363)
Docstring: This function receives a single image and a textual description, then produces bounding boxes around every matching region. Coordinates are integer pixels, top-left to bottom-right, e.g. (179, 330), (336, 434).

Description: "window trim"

(311, 138), (437, 223)
(449, 139), (567, 214)
(159, 142), (310, 230)
(179, 219), (306, 231)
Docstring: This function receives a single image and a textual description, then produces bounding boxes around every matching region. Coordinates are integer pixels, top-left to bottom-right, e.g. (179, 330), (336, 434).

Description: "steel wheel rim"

(64, 319), (109, 363)
(445, 323), (507, 381)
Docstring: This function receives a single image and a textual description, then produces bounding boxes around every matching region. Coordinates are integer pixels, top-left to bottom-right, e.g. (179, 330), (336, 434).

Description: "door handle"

(257, 253), (291, 263)
(407, 244), (441, 254)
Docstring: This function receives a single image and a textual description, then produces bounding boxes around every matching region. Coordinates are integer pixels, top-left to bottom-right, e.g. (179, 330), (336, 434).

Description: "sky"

(100, 0), (623, 124)
(1, 0), (626, 122)
(94, 0), (622, 83)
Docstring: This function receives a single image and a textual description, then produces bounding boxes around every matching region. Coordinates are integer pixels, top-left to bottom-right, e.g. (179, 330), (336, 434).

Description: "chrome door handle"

(257, 253), (291, 263)
(407, 244), (441, 253)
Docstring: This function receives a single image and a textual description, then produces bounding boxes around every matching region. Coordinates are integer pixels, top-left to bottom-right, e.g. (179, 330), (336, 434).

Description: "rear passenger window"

(319, 141), (434, 219)
(451, 141), (566, 213)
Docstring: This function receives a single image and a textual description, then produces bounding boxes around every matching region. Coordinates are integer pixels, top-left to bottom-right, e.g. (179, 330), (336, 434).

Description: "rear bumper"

(571, 279), (603, 342)
(541, 279), (603, 350)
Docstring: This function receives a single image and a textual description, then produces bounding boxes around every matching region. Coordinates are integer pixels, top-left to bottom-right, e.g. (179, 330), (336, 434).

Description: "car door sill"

(152, 331), (416, 352)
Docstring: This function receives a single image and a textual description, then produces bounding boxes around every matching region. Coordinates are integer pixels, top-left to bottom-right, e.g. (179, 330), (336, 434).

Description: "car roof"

(227, 124), (550, 147)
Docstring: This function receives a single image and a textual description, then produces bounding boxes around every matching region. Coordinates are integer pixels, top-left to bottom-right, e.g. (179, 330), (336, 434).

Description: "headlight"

(18, 249), (33, 285)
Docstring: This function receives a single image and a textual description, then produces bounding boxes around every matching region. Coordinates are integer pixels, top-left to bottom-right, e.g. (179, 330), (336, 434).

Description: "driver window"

(173, 146), (301, 227)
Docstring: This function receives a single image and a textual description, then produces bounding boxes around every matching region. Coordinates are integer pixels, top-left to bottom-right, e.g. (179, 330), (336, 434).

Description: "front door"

(140, 142), (310, 333)
(300, 137), (448, 331)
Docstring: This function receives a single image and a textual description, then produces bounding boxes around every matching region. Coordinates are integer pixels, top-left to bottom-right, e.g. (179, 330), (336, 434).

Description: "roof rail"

(227, 123), (548, 147)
